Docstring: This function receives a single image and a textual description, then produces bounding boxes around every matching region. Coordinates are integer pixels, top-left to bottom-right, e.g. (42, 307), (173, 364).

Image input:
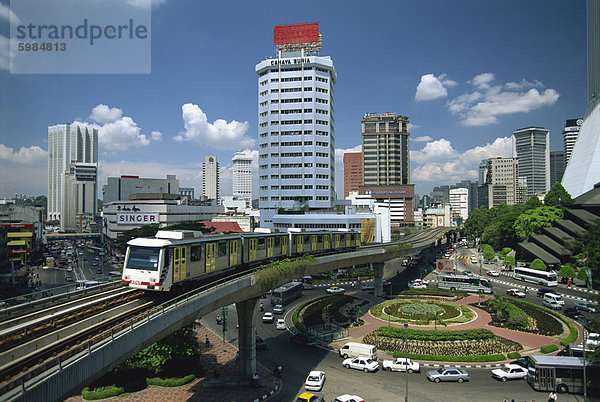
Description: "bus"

(514, 267), (558, 286)
(527, 355), (600, 395)
(437, 274), (493, 293)
(299, 276), (313, 290)
(271, 281), (303, 306)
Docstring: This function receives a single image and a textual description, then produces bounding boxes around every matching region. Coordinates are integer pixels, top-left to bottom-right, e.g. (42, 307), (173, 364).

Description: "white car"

(326, 286), (345, 294)
(487, 270), (500, 277)
(587, 333), (600, 347)
(276, 319), (286, 330)
(273, 304), (285, 314)
(506, 288), (526, 298)
(491, 364), (527, 381)
(408, 281), (427, 289)
(342, 356), (379, 372)
(333, 395), (365, 402)
(382, 357), (420, 373)
(262, 312), (274, 323)
(470, 256), (478, 264)
(304, 370), (326, 391)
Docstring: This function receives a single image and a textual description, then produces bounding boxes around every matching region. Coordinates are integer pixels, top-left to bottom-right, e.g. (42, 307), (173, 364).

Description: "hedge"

(146, 374), (196, 387)
(375, 327), (495, 341)
(507, 351), (521, 359)
(540, 344), (559, 354)
(509, 299), (579, 346)
(82, 386), (125, 400)
(292, 295), (332, 332)
(391, 352), (505, 363)
(489, 298), (528, 328)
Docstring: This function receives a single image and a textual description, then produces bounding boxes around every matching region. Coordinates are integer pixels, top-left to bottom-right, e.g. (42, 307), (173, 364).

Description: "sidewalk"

(64, 326), (279, 402)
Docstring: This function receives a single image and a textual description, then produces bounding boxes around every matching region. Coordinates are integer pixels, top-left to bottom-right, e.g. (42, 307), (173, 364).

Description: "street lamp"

(404, 322), (409, 402)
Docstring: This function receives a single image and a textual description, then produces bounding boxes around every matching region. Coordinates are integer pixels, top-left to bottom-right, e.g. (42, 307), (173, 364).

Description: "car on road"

(66, 266), (73, 271)
(290, 332), (317, 347)
(96, 268), (102, 274)
(587, 333), (600, 347)
(574, 301), (598, 313)
(487, 270), (500, 277)
(462, 270), (474, 277)
(296, 392), (325, 402)
(470, 256), (478, 264)
(506, 288), (526, 298)
(304, 370), (326, 391)
(92, 261), (99, 266)
(408, 280), (427, 289)
(276, 319), (286, 330)
(361, 284), (375, 291)
(491, 364), (527, 381)
(273, 304), (285, 314)
(426, 366), (470, 383)
(262, 312), (274, 323)
(332, 395), (365, 402)
(564, 307), (584, 320)
(342, 356), (379, 372)
(537, 287), (553, 297)
(382, 357), (420, 373)
(326, 286), (345, 294)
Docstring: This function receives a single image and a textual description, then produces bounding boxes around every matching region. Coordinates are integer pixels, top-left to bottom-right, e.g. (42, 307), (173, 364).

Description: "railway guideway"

(2, 229), (450, 402)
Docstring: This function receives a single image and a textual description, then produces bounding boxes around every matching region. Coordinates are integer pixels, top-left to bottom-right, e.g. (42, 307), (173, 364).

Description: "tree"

(530, 258), (547, 271)
(544, 183), (574, 211)
(464, 207), (490, 239)
(482, 244), (495, 260)
(557, 264), (576, 280)
(481, 224), (502, 250)
(525, 195), (543, 210)
(513, 206), (563, 241)
(504, 255), (516, 268)
(566, 219), (600, 288)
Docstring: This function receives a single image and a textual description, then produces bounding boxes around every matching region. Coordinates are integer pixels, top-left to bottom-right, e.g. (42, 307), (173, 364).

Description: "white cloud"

(0, 3), (19, 23)
(412, 135), (433, 142)
(0, 144), (48, 197)
(0, 34), (12, 71)
(89, 104), (123, 123)
(415, 74), (452, 101)
(125, 0), (167, 9)
(447, 74), (560, 126)
(410, 136), (512, 184)
(175, 103), (253, 151)
(151, 131), (162, 141)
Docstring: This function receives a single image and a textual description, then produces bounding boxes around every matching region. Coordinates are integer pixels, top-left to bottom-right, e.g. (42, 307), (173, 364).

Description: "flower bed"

(475, 298), (562, 336)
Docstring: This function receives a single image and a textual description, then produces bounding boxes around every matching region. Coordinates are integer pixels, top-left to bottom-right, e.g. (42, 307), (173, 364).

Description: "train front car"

(122, 236), (172, 291)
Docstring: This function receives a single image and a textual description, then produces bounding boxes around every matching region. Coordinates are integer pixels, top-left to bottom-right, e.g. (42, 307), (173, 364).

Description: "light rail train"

(122, 229), (361, 291)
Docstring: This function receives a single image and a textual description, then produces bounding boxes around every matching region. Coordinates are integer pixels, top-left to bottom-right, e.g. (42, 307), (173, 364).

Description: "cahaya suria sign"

(117, 213), (159, 225)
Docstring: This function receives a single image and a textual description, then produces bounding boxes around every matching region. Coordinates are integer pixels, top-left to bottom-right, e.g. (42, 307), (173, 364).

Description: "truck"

(338, 342), (377, 360)
(382, 357), (420, 373)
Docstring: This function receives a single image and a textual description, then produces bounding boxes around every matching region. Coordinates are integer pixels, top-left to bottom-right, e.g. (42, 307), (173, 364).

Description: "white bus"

(437, 274), (493, 293)
(514, 267), (557, 286)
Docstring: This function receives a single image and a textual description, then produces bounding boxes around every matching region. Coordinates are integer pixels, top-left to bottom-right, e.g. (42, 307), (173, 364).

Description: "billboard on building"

(436, 259), (453, 272)
(360, 218), (375, 243)
(116, 213), (159, 225)
(436, 215), (445, 227)
(274, 23), (319, 45)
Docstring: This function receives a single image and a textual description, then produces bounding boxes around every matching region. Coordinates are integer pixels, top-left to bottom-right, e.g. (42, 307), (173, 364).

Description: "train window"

(317, 235), (323, 243)
(258, 238), (266, 250)
(303, 235), (310, 243)
(164, 248), (170, 267)
(274, 237), (281, 247)
(191, 245), (202, 262)
(218, 241), (227, 257)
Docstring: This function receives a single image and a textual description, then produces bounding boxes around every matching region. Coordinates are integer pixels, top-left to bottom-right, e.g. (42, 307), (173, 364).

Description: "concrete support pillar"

(235, 297), (259, 378)
(372, 262), (384, 297)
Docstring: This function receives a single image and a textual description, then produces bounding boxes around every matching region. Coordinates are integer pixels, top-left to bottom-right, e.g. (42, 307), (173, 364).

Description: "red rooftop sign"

(274, 23), (319, 45)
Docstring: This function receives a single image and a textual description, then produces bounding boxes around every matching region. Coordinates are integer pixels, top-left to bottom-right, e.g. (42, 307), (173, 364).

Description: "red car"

(487, 270), (500, 277)
(506, 288), (526, 298)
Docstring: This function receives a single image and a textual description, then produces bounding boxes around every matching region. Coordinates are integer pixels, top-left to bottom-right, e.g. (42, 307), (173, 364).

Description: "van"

(543, 298), (562, 310)
(338, 342), (377, 360)
(543, 293), (565, 307)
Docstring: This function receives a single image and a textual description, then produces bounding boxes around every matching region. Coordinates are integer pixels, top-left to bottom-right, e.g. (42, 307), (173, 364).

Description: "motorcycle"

(216, 315), (222, 325)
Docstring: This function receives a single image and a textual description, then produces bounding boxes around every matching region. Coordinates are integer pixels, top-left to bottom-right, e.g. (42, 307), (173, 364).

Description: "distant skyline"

(0, 0), (588, 200)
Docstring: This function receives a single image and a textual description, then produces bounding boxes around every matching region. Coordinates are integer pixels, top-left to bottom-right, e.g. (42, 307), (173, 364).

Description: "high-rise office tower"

(202, 155), (220, 202)
(449, 187), (469, 221)
(47, 123), (98, 231)
(549, 151), (565, 186)
(361, 113), (410, 186)
(232, 151), (253, 202)
(343, 152), (362, 198)
(359, 112), (414, 227)
(512, 126), (550, 198)
(256, 23), (336, 210)
(562, 0), (600, 197)
(562, 118), (582, 168)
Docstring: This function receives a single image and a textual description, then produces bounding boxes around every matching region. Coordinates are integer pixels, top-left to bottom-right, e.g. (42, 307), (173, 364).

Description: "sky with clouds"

(0, 0), (588, 200)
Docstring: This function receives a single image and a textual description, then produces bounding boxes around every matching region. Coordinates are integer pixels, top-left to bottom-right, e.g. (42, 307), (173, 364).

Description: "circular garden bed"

(370, 299), (476, 326)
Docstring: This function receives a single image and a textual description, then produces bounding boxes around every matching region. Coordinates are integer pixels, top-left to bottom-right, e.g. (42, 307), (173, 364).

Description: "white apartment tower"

(478, 157), (527, 208)
(449, 187), (469, 221)
(562, 118), (583, 168)
(512, 126), (550, 198)
(255, 23), (336, 210)
(47, 123), (98, 231)
(202, 155), (220, 202)
(232, 151), (253, 203)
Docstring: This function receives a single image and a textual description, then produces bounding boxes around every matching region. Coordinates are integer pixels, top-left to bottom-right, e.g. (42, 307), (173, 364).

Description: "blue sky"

(0, 0), (588, 200)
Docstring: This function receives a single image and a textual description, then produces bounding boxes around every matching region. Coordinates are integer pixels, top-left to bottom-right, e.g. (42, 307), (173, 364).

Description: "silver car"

(426, 366), (469, 383)
(574, 301), (598, 313)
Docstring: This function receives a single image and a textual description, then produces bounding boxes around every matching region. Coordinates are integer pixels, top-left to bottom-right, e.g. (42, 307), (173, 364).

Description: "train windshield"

(126, 247), (161, 271)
